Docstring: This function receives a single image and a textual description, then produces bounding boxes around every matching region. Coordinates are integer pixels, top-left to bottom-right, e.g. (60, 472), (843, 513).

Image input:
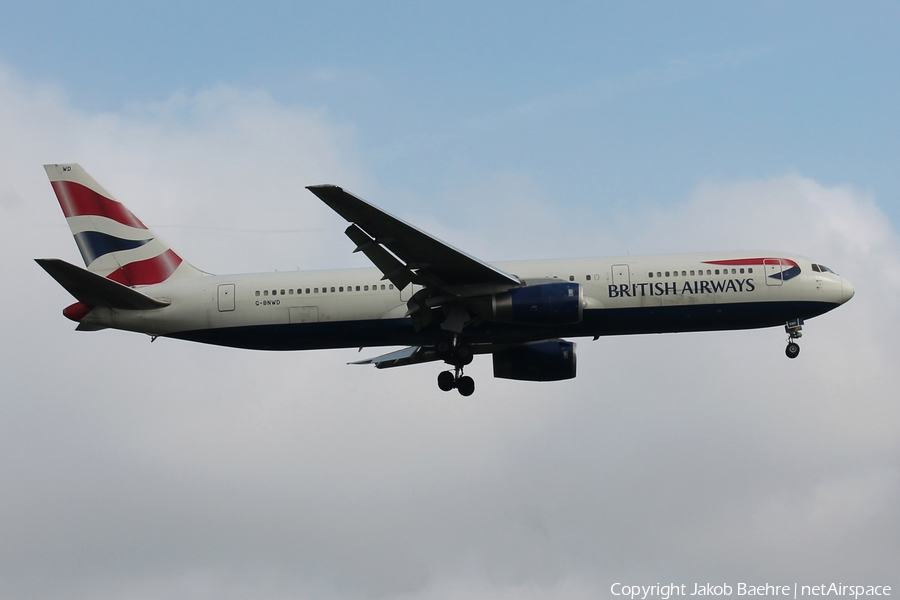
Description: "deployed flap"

(35, 258), (170, 310)
(351, 343), (500, 369)
(307, 185), (521, 290)
(350, 346), (438, 369)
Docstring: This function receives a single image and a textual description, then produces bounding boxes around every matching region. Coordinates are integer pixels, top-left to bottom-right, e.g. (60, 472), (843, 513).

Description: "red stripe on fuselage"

(704, 257), (799, 268)
(106, 249), (183, 286)
(51, 180), (147, 229)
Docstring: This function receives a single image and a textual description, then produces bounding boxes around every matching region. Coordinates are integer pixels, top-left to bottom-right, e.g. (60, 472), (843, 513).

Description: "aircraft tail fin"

(44, 164), (204, 286)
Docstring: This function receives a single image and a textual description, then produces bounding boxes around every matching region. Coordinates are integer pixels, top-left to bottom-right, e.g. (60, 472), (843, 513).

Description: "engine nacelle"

(492, 340), (577, 381)
(492, 282), (583, 325)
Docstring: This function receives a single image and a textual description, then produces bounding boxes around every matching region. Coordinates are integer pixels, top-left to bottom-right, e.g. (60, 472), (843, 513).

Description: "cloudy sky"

(1, 2), (898, 598)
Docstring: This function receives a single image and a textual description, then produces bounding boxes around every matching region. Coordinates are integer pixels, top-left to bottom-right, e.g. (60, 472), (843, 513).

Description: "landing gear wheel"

(455, 344), (473, 365)
(784, 319), (804, 360)
(436, 340), (452, 356)
(437, 370), (455, 392)
(785, 342), (800, 359)
(456, 376), (475, 397)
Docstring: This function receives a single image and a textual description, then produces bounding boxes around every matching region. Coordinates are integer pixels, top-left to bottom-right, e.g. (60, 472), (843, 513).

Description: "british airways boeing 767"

(36, 164), (854, 396)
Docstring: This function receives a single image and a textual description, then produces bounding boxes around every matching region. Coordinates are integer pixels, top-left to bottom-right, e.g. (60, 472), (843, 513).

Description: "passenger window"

(569, 276), (574, 281)
(255, 291), (260, 296)
(748, 268), (752, 274)
(289, 289), (293, 294)
(681, 271), (686, 276)
(715, 269), (720, 275)
(356, 286), (360, 291)
(657, 272), (661, 278)
(690, 270), (695, 276)
(364, 285), (369, 291)
(339, 287), (344, 292)
(739, 268), (744, 274)
(665, 271), (670, 277)
(586, 275), (591, 281)
(305, 288), (310, 294)
(649, 272), (654, 278)
(331, 287), (335, 292)
(389, 284), (394, 289)
(731, 269), (736, 275)
(381, 285), (385, 290)
(314, 288), (319, 293)
(264, 290), (269, 296)
(280, 289), (285, 295)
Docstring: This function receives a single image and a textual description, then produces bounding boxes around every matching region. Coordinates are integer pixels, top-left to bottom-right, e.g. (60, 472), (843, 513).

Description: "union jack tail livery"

(44, 164), (203, 285)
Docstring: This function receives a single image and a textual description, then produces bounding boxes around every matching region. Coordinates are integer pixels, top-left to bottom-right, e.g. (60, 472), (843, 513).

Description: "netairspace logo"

(610, 583), (892, 600)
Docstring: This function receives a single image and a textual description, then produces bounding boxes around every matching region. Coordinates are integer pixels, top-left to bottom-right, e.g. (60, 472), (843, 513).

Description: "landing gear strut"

(785, 318), (803, 359)
(436, 336), (475, 395)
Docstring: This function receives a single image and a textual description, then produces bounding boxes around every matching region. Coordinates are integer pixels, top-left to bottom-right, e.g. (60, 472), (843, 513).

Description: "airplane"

(36, 164), (855, 396)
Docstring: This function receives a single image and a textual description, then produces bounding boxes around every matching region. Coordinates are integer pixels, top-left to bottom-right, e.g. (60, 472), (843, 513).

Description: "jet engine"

(492, 340), (577, 381)
(487, 282), (583, 325)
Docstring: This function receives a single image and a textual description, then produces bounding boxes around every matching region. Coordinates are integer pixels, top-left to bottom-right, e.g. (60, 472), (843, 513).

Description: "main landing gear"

(785, 318), (803, 359)
(436, 337), (475, 396)
(437, 368), (475, 396)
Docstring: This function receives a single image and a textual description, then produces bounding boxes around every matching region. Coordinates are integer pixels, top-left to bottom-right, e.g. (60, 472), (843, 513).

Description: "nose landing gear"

(784, 318), (803, 359)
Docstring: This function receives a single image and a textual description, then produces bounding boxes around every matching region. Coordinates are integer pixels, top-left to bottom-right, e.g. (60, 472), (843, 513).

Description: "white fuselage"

(76, 251), (853, 351)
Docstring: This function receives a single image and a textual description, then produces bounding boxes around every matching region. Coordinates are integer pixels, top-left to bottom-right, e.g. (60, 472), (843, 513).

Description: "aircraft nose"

(841, 278), (855, 303)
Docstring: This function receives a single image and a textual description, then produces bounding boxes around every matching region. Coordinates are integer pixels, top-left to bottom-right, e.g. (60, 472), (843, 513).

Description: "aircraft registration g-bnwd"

(37, 164), (854, 396)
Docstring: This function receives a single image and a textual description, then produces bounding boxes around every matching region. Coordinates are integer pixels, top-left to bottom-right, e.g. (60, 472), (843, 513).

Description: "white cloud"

(1, 63), (898, 598)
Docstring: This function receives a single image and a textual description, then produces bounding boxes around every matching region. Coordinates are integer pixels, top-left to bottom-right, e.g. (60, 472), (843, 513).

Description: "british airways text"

(609, 278), (756, 298)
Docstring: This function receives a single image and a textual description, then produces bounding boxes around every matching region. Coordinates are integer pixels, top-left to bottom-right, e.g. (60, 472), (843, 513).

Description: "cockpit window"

(819, 264), (836, 274)
(811, 264), (821, 272)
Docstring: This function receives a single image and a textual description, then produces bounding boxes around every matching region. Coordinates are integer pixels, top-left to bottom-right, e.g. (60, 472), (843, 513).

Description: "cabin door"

(611, 264), (631, 286)
(289, 306), (319, 323)
(217, 284), (235, 311)
(764, 259), (784, 286)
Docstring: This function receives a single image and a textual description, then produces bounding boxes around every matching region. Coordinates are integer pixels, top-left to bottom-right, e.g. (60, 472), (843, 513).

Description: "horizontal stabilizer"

(35, 258), (170, 310)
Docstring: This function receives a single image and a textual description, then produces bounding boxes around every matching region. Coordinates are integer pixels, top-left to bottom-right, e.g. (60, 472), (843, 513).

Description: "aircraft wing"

(306, 185), (521, 294)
